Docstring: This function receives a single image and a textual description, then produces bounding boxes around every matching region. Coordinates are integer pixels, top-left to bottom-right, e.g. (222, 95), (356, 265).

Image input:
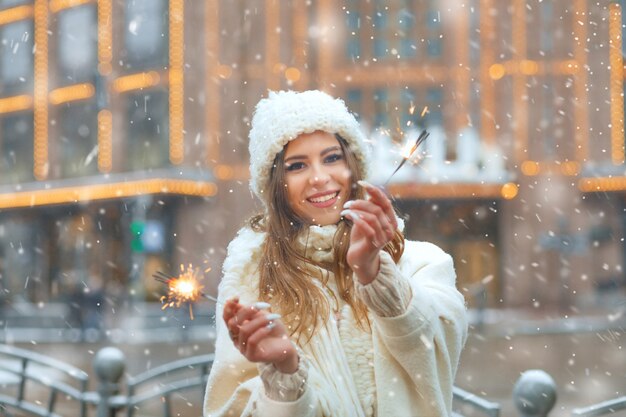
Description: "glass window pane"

(123, 0), (168, 70)
(55, 103), (98, 179)
(0, 21), (33, 95)
(126, 90), (169, 171)
(374, 89), (388, 128)
(426, 88), (443, 125)
(57, 6), (97, 85)
(0, 112), (34, 184)
(0, 217), (39, 304)
(346, 89), (362, 120)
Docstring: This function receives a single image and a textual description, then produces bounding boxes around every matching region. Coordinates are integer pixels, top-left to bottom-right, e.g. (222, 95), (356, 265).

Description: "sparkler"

(383, 128), (430, 186)
(154, 264), (219, 320)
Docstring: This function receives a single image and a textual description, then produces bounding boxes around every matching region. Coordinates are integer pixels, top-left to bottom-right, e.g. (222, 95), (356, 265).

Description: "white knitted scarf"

(294, 224), (376, 417)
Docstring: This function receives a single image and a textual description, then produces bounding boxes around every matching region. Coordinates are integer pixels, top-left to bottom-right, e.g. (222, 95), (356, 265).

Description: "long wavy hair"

(249, 134), (404, 342)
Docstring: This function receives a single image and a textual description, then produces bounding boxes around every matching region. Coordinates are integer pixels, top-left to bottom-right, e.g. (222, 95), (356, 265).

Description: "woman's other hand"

(223, 298), (298, 373)
(341, 180), (398, 285)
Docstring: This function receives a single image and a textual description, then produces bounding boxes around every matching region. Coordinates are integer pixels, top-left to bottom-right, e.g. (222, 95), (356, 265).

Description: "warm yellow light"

(213, 164), (234, 180)
(0, 95), (33, 114)
(97, 0), (112, 75)
(169, 0), (184, 165)
(0, 179), (217, 209)
(488, 63), (506, 80)
(215, 65), (233, 79)
(559, 60), (579, 75)
(501, 182), (519, 200)
(579, 177), (626, 192)
(49, 83), (95, 105)
(273, 63), (286, 74)
(521, 160), (540, 176)
(34, 0), (49, 180)
(0, 5), (33, 25)
(609, 2), (624, 165)
(519, 59), (539, 75)
(560, 161), (580, 176)
(285, 67), (301, 82)
(49, 0), (93, 13)
(97, 110), (112, 173)
(112, 71), (161, 93)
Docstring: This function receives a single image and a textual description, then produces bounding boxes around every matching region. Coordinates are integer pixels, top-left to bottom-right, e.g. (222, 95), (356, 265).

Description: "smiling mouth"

(307, 191), (339, 204)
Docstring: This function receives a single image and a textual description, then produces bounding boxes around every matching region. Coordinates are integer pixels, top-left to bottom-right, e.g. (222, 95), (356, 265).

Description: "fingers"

(341, 208), (387, 249)
(356, 180), (398, 230)
(223, 297), (240, 321)
(224, 299), (271, 344)
(342, 200), (395, 243)
(238, 313), (282, 355)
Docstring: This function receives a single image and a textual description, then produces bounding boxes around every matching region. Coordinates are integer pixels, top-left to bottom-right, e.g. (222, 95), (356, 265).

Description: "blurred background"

(0, 0), (625, 416)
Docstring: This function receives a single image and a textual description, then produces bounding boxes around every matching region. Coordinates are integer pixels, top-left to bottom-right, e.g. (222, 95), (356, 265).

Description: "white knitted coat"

(203, 225), (468, 417)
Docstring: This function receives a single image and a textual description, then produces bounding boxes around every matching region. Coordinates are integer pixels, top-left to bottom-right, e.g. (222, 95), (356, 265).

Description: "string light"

(609, 1), (624, 165)
(49, 0), (94, 13)
(97, 0), (112, 75)
(0, 179), (217, 209)
(169, 0), (185, 165)
(0, 5), (33, 26)
(97, 110), (112, 173)
(49, 83), (95, 105)
(33, 0), (49, 180)
(0, 95), (33, 114)
(112, 71), (161, 93)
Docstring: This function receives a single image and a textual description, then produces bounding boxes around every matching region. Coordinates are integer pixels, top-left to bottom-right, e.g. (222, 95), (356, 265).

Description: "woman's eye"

(324, 154), (343, 163)
(285, 162), (305, 171)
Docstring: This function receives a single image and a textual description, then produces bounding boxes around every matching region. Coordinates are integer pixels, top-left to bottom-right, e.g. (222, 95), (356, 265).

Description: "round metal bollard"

(513, 369), (557, 417)
(94, 347), (126, 417)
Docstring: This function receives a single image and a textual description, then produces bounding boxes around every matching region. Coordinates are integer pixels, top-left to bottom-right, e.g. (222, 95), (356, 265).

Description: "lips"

(307, 191), (340, 208)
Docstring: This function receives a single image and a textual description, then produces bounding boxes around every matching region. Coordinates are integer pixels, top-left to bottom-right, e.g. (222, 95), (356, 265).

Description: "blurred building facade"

(0, 0), (623, 314)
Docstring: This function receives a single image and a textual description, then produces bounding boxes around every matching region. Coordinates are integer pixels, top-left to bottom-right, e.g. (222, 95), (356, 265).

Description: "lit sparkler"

(154, 264), (218, 320)
(383, 128), (430, 186)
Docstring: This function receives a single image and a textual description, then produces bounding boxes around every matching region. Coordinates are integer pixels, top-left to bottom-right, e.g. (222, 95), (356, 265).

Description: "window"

(426, 2), (443, 58)
(426, 88), (443, 126)
(0, 112), (34, 184)
(126, 91), (169, 171)
(55, 103), (98, 179)
(56, 5), (97, 86)
(0, 20), (33, 96)
(123, 0), (168, 71)
(0, 216), (39, 303)
(401, 89), (416, 128)
(373, 89), (388, 128)
(346, 89), (363, 120)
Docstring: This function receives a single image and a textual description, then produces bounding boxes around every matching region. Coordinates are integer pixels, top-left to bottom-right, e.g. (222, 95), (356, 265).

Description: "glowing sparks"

(384, 129), (430, 186)
(401, 140), (416, 159)
(154, 264), (217, 320)
(420, 106), (429, 118)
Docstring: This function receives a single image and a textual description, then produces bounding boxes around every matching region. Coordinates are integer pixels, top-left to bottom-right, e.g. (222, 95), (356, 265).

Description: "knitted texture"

(248, 90), (371, 207)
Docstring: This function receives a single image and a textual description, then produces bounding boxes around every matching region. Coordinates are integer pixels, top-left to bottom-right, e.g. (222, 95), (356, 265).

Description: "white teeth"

(309, 192), (338, 203)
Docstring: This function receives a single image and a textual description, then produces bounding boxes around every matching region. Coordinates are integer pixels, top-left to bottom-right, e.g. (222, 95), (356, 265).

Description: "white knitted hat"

(249, 90), (371, 206)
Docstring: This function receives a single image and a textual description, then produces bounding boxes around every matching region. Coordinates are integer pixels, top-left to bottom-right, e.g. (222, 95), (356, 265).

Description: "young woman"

(203, 90), (467, 417)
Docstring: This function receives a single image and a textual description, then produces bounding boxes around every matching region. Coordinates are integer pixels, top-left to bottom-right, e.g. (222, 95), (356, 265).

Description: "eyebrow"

(284, 146), (342, 163)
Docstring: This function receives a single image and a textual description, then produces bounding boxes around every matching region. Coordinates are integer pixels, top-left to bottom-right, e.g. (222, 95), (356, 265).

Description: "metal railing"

(0, 344), (564, 417)
(571, 397), (626, 416)
(0, 344), (91, 417)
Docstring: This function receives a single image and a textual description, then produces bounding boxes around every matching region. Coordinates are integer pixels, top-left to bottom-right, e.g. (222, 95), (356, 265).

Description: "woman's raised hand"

(223, 297), (299, 374)
(341, 180), (398, 285)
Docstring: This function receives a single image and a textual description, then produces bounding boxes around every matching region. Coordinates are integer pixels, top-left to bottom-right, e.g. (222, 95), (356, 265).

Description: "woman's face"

(283, 131), (352, 226)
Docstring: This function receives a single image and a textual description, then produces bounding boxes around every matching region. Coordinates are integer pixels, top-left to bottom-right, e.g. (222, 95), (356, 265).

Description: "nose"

(308, 163), (330, 187)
